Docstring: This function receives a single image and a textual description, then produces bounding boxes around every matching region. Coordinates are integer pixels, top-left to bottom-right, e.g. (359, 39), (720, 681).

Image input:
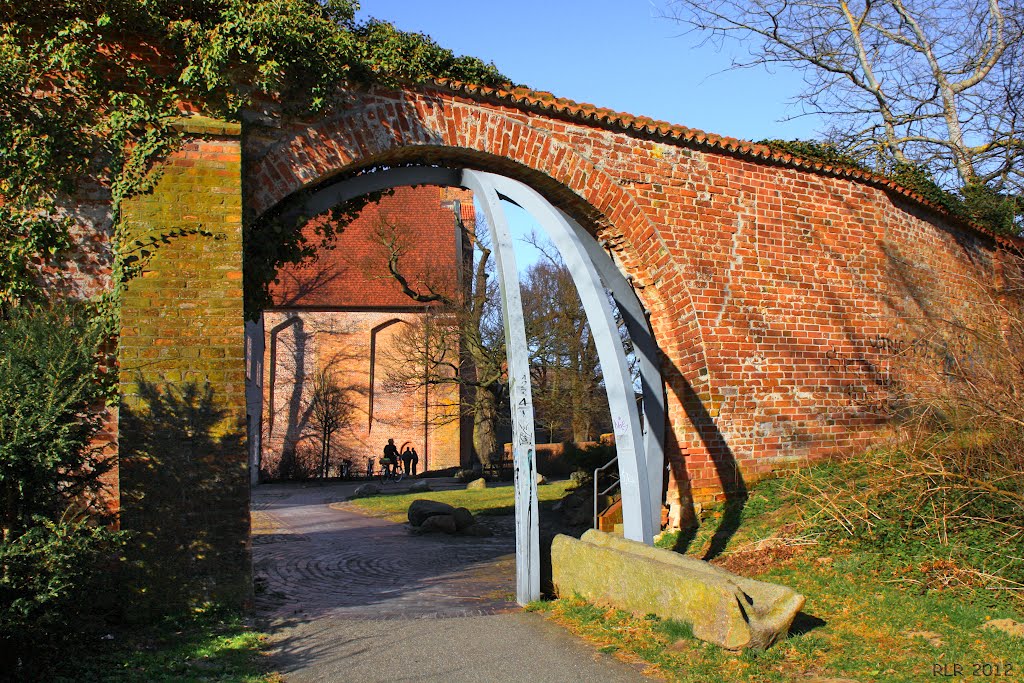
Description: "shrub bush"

(564, 441), (617, 474)
(0, 515), (124, 674)
(0, 302), (112, 531)
(0, 302), (126, 674)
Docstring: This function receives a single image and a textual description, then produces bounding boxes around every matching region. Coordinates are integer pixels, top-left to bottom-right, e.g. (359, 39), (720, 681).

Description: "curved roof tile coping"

(429, 78), (1023, 251)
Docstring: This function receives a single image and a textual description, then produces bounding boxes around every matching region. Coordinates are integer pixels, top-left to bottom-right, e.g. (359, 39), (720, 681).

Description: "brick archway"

(245, 89), (711, 521)
(107, 82), (1017, 608)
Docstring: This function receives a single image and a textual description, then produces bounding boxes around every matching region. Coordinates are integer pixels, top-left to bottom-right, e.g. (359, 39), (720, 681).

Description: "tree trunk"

(473, 388), (499, 466)
(321, 430), (330, 479)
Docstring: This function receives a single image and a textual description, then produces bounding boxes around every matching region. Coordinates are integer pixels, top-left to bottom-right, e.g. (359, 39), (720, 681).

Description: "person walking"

(401, 446), (413, 476)
(410, 447), (419, 476)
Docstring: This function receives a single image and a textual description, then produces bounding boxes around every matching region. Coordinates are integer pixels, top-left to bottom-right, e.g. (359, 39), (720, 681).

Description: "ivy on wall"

(2, 1), (1015, 321)
(0, 0), (511, 314)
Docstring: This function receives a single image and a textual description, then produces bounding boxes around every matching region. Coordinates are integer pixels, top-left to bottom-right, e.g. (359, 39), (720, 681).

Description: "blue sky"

(356, 0), (822, 143)
(355, 1), (825, 269)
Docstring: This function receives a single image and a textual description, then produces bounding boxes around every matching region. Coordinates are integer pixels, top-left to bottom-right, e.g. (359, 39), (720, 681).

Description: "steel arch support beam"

(558, 211), (666, 534)
(482, 173), (654, 544)
(273, 164), (666, 595)
(279, 165), (541, 604)
(279, 167), (463, 224)
(460, 170), (541, 606)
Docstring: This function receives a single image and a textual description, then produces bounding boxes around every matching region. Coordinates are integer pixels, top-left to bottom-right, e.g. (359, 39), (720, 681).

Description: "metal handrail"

(593, 456), (620, 530)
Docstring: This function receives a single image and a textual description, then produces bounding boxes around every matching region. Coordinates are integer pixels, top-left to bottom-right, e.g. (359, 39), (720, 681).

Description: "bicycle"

(378, 458), (404, 484)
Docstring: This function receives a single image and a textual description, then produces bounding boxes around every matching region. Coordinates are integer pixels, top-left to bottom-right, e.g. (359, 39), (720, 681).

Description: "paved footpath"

(252, 480), (653, 682)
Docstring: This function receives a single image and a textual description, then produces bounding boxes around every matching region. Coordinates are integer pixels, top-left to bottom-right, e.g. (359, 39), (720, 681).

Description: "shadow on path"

(252, 482), (518, 622)
(252, 480), (651, 683)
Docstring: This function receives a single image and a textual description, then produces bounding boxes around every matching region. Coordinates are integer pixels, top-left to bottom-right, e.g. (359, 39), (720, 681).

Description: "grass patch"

(341, 480), (575, 522)
(51, 605), (277, 683)
(539, 457), (1024, 682)
(655, 618), (695, 642)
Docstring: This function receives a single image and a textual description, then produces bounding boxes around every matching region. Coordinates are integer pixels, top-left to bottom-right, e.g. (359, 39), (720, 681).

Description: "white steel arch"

(275, 165), (665, 605)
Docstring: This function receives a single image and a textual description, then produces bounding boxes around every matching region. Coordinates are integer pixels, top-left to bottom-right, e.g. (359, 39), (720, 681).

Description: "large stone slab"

(551, 529), (805, 650)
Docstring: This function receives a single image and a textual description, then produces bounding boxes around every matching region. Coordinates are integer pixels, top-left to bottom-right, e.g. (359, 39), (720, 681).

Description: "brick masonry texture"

(118, 130), (251, 610)
(54, 83), (1021, 608)
(268, 185), (467, 308)
(259, 309), (462, 478)
(244, 84), (1020, 523)
(257, 186), (469, 479)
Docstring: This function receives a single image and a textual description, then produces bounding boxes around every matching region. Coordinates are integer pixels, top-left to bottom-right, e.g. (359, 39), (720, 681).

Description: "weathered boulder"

(352, 483), (381, 498)
(454, 468), (481, 482)
(550, 529), (805, 650)
(420, 514), (458, 534)
(408, 499), (456, 526)
(452, 507), (475, 531)
(557, 486), (600, 527)
(407, 479), (431, 493)
(466, 477), (487, 490)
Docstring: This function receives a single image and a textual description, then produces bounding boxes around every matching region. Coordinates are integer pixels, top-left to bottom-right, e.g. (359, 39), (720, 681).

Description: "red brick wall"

(269, 186), (465, 308)
(118, 117), (250, 610)
(259, 310), (462, 478)
(258, 186), (469, 477)
(245, 85), (1016, 523)
(48, 84), (1021, 605)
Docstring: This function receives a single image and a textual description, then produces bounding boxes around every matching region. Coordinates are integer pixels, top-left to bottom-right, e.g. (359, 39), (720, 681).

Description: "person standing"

(410, 447), (420, 476)
(401, 446), (413, 476)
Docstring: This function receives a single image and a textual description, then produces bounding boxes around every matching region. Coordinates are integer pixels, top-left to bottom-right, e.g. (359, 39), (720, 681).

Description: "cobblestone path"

(252, 481), (518, 620)
(252, 481), (651, 682)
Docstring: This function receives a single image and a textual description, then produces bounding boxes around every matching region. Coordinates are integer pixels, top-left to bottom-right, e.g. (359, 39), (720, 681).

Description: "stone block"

(551, 529), (804, 650)
(419, 514), (458, 534)
(408, 499), (455, 526)
(407, 479), (431, 493)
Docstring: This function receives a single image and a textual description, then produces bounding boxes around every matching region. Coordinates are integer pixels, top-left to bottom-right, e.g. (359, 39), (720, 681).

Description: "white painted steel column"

(483, 173), (654, 544)
(460, 170), (541, 605)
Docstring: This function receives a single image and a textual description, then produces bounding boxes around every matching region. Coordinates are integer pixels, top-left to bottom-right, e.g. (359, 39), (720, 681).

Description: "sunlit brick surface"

(259, 186), (468, 478)
(52, 82), (1020, 610)
(245, 85), (1022, 521)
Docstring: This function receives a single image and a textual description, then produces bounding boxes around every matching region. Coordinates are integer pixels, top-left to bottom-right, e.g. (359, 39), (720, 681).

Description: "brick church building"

(245, 186), (474, 480)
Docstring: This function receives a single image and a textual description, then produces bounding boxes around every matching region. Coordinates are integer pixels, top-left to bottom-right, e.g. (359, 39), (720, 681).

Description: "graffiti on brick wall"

(825, 327), (983, 411)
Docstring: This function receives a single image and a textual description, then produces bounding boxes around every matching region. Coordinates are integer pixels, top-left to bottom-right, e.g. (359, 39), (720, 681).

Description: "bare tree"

(662, 0), (1024, 193)
(306, 367), (353, 479)
(522, 260), (608, 443)
(370, 201), (507, 466)
(369, 200), (637, 459)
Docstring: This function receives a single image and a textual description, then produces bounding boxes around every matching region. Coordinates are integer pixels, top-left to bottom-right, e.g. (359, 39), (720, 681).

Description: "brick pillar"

(118, 116), (250, 611)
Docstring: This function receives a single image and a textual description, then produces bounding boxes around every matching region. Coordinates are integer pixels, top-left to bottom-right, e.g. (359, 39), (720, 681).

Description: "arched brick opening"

(243, 84), (1015, 526)
(367, 317), (410, 432)
(247, 110), (711, 526)
(107, 83), (1018, 609)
